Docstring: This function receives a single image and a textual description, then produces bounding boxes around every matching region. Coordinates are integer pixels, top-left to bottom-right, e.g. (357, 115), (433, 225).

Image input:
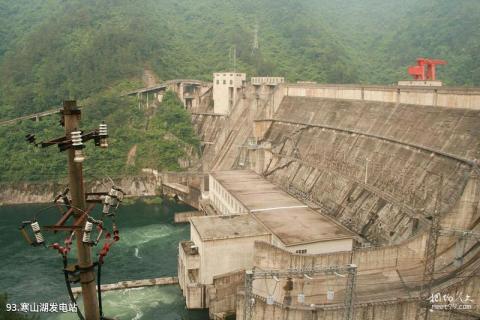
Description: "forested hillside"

(308, 0), (480, 85)
(0, 0), (478, 183)
(1, 0), (479, 115)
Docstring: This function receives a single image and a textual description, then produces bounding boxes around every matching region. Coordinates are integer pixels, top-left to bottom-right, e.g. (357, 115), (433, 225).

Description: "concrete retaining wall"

(254, 96), (480, 244)
(208, 270), (245, 318)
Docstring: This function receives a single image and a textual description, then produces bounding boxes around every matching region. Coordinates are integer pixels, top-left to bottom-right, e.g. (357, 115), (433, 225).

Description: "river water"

(0, 200), (209, 320)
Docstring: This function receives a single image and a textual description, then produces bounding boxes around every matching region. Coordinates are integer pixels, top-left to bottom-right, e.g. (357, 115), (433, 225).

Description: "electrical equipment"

(71, 131), (85, 163)
(98, 122), (108, 148)
(408, 58), (447, 81)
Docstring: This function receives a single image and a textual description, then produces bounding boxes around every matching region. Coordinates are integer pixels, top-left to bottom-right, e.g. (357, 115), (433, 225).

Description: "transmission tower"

(418, 175), (443, 320)
(252, 22), (259, 55)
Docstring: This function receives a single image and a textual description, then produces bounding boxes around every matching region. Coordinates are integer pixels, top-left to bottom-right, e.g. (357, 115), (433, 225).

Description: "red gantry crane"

(408, 58), (447, 81)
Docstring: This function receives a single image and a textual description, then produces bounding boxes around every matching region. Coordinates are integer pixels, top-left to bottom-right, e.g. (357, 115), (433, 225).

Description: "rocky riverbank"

(0, 175), (161, 205)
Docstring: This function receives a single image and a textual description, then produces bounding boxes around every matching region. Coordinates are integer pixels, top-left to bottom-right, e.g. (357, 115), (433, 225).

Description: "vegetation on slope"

(0, 91), (199, 183)
(307, 0), (480, 86)
(0, 0), (477, 117)
(0, 0), (478, 183)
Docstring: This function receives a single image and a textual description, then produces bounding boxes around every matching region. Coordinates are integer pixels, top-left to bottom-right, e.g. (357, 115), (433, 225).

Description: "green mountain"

(0, 0), (478, 183)
(2, 0), (479, 114)
(306, 0), (480, 85)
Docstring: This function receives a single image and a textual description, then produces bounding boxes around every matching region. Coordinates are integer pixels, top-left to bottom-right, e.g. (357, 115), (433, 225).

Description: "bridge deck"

(0, 108), (61, 126)
(71, 276), (178, 294)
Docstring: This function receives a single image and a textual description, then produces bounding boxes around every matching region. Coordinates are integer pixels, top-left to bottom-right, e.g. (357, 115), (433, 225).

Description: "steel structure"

(244, 264), (357, 320)
(408, 58), (447, 81)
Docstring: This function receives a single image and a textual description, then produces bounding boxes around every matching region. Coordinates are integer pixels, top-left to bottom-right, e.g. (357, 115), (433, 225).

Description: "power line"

(244, 265), (357, 320)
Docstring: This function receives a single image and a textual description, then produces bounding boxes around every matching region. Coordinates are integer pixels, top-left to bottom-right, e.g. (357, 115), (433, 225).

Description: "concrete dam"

(135, 77), (480, 319)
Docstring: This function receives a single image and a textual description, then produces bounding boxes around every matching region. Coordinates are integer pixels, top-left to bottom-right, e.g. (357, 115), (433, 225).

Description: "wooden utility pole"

(63, 100), (100, 320)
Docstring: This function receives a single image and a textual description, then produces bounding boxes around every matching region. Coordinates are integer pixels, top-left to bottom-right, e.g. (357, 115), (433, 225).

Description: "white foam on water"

(118, 224), (183, 247)
(134, 247), (142, 259)
(50, 286), (179, 320)
(48, 286), (181, 320)
(132, 310), (144, 320)
(104, 286), (178, 316)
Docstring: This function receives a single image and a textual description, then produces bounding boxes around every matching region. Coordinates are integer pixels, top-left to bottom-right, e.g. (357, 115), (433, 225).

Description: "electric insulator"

(115, 187), (124, 202)
(30, 221), (40, 232)
(108, 187), (119, 207)
(103, 194), (112, 205)
(99, 122), (108, 148)
(117, 190), (124, 202)
(74, 146), (85, 162)
(326, 289), (334, 301)
(82, 221), (93, 243)
(298, 293), (305, 304)
(34, 232), (45, 244)
(102, 203), (110, 215)
(71, 131), (85, 163)
(30, 221), (45, 245)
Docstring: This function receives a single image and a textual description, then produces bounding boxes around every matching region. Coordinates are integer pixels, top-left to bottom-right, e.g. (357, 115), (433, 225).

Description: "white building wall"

(269, 232), (352, 255)
(251, 77), (285, 86)
(190, 224), (271, 285)
(286, 238), (353, 255)
(209, 174), (247, 215)
(213, 72), (246, 114)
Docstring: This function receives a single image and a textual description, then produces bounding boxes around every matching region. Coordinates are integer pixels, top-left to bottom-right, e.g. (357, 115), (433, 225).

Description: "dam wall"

(188, 84), (480, 318)
(277, 84), (480, 112)
(249, 95), (480, 244)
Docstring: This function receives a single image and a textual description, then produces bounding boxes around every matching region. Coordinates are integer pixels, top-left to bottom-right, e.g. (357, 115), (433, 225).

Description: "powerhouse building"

(179, 170), (354, 309)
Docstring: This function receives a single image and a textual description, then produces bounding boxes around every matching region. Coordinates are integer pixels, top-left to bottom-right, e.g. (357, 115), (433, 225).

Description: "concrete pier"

(174, 210), (204, 223)
(71, 276), (178, 295)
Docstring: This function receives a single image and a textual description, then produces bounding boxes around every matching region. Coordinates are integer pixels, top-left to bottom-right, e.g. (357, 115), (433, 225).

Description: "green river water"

(0, 200), (209, 320)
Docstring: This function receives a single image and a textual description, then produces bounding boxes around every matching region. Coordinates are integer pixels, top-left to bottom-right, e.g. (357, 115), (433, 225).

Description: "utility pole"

(63, 100), (100, 320)
(21, 100), (122, 320)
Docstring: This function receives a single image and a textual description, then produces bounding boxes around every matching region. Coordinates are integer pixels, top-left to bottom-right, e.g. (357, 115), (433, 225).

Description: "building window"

(295, 249), (307, 254)
(230, 80), (233, 85)
(216, 80), (219, 85)
(223, 80), (226, 85)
